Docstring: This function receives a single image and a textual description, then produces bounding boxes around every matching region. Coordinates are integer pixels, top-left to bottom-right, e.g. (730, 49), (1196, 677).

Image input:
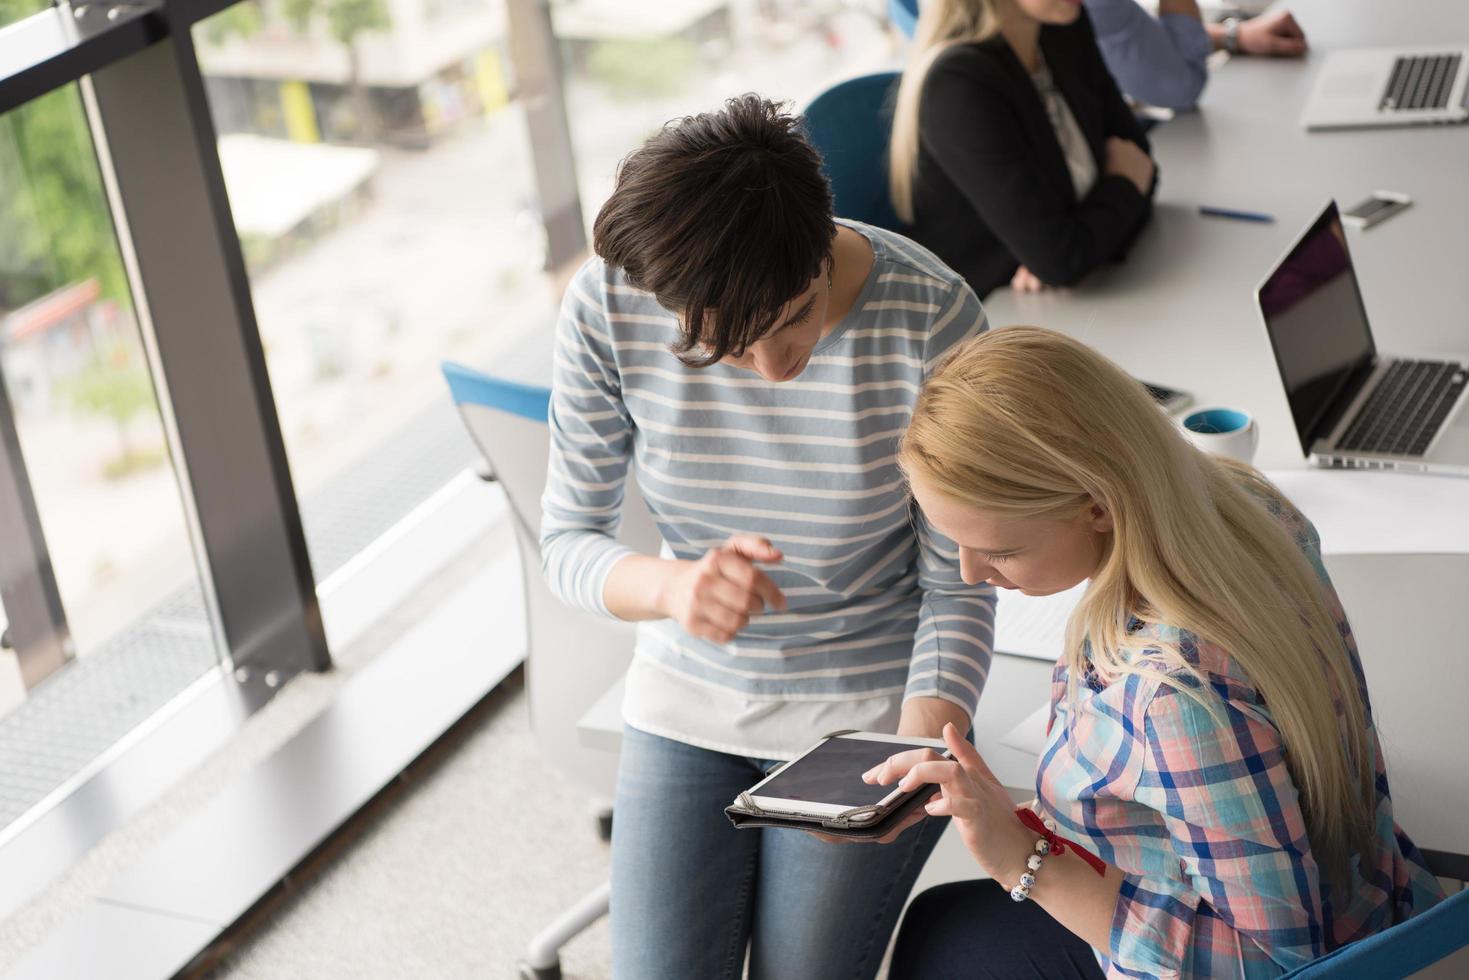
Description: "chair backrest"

(802, 71), (906, 233)
(1280, 888), (1469, 979)
(442, 361), (660, 798)
(888, 0), (918, 39)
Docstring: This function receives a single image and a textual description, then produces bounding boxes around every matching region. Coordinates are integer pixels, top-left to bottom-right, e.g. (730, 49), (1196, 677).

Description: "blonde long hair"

(900, 327), (1374, 886)
(889, 0), (1004, 224)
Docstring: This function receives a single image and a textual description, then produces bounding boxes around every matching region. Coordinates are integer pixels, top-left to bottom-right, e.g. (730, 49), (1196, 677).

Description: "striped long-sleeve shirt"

(540, 221), (996, 754)
(1038, 490), (1444, 978)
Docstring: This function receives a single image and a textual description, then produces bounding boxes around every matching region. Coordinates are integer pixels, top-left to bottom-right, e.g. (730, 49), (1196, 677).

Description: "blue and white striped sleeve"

(906, 511), (997, 717)
(922, 277), (987, 374)
(539, 271), (638, 618)
(905, 281), (996, 716)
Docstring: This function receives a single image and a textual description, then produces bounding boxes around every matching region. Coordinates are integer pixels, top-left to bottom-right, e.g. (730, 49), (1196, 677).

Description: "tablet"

(740, 731), (950, 824)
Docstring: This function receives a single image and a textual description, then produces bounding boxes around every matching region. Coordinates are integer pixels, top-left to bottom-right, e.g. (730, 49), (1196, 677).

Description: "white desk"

(983, 0), (1469, 471)
(978, 0), (1469, 871)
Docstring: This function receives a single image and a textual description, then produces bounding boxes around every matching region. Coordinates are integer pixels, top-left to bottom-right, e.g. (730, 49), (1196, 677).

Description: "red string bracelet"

(1017, 808), (1107, 876)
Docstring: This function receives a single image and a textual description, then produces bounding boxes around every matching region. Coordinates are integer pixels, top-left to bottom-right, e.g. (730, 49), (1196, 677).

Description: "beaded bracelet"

(1008, 809), (1107, 902)
(1008, 817), (1056, 902)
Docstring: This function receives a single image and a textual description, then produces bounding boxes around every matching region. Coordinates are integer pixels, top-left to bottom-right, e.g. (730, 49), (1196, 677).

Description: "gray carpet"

(203, 674), (614, 980)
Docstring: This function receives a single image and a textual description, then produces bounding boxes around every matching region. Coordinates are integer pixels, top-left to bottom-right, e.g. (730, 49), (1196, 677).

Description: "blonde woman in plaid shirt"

(868, 327), (1444, 979)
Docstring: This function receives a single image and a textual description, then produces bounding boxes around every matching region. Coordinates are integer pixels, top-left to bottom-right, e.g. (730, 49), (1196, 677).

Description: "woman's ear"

(1089, 500), (1114, 534)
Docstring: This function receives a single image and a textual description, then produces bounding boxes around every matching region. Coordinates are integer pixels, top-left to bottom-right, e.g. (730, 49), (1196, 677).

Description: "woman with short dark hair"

(540, 94), (995, 978)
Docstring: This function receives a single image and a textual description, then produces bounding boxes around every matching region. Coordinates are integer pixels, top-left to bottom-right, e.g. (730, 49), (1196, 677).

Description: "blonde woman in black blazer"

(889, 0), (1158, 298)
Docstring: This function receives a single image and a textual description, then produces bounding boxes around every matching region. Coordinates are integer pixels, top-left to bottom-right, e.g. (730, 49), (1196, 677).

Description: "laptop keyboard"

(1337, 359), (1468, 456)
(1380, 54), (1462, 112)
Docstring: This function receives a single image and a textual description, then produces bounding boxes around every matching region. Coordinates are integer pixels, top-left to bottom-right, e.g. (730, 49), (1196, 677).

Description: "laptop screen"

(1258, 202), (1376, 454)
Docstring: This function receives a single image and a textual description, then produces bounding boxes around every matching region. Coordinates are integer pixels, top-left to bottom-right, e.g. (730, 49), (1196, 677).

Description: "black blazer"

(908, 11), (1156, 298)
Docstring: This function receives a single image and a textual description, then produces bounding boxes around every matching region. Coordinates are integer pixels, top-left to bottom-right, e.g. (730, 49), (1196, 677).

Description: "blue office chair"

(802, 72), (907, 233)
(889, 0), (918, 39)
(1281, 886), (1469, 978)
(442, 361), (660, 980)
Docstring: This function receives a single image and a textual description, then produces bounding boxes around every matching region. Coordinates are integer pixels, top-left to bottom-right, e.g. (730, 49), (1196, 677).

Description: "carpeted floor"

(203, 672), (615, 980)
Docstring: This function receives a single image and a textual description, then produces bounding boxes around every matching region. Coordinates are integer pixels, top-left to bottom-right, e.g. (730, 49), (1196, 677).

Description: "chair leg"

(518, 879), (611, 980)
(596, 806), (613, 842)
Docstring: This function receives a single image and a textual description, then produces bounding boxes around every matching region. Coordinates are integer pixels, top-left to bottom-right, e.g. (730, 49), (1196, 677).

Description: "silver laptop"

(1256, 201), (1469, 476)
(1302, 46), (1469, 130)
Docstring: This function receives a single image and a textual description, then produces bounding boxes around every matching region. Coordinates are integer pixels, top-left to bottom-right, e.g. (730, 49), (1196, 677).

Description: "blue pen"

(1198, 205), (1275, 223)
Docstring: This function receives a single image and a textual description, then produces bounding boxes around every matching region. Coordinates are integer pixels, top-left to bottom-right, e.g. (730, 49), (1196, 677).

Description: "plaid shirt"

(1037, 498), (1444, 979)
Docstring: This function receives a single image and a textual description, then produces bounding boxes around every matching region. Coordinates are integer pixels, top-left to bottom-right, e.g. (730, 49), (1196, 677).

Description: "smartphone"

(1142, 380), (1192, 414)
(1342, 191), (1412, 229)
(739, 732), (951, 825)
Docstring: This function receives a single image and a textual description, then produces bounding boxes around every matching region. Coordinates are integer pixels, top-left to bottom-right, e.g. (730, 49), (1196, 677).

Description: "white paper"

(992, 581), (1086, 662)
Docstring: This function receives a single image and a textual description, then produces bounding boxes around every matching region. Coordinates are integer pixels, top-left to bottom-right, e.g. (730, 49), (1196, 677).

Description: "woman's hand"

(868, 723), (1035, 886)
(655, 534), (787, 643)
(1104, 136), (1155, 196)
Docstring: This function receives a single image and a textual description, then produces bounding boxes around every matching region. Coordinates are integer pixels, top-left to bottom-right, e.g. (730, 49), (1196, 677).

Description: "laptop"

(1302, 47), (1469, 130)
(1256, 201), (1469, 476)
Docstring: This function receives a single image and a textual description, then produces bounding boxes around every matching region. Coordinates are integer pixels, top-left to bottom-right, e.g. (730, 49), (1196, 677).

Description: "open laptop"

(1256, 201), (1469, 476)
(1302, 47), (1469, 130)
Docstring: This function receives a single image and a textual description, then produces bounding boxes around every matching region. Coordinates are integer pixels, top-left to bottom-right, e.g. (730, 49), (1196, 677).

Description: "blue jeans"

(610, 724), (948, 980)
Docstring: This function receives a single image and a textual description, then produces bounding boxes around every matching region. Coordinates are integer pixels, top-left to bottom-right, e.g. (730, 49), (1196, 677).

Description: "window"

(0, 83), (220, 829)
(554, 0), (897, 220)
(0, 0), (49, 31)
(192, 0), (553, 607)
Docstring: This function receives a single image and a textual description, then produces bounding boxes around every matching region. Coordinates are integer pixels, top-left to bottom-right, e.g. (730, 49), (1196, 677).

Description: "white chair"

(443, 361), (659, 980)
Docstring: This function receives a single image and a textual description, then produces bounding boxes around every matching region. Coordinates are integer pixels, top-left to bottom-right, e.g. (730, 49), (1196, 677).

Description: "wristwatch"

(1221, 16), (1241, 54)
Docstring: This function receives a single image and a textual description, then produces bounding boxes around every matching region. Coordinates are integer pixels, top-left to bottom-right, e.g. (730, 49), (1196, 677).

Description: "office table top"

(981, 0), (1469, 471)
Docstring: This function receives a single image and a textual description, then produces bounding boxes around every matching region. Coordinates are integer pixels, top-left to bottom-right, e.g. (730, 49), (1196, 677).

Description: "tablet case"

(723, 730), (938, 840)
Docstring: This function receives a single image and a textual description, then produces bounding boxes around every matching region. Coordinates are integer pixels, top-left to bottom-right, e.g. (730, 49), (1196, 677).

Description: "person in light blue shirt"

(1085, 0), (1308, 110)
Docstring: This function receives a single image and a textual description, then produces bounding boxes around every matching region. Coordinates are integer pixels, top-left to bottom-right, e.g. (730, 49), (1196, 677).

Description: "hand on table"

(658, 533), (786, 643)
(1239, 10), (1307, 57)
(1010, 265), (1047, 293)
(1104, 136), (1155, 196)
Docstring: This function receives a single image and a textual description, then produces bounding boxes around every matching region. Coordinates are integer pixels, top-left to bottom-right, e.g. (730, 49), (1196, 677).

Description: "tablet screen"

(755, 737), (937, 807)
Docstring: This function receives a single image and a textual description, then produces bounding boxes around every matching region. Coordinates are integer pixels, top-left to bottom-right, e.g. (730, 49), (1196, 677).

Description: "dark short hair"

(592, 94), (836, 367)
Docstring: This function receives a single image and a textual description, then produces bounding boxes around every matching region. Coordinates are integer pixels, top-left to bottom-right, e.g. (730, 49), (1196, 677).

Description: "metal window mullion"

(79, 71), (230, 663)
(0, 370), (71, 689)
(84, 22), (328, 676)
(504, 0), (586, 271)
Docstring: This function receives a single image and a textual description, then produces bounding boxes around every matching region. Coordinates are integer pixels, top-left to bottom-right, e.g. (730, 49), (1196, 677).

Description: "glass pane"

(0, 0), (51, 31)
(0, 84), (221, 827)
(193, 0), (554, 598)
(556, 1), (899, 219)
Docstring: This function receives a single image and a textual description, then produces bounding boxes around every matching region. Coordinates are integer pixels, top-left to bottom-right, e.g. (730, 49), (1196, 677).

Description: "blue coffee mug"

(1183, 408), (1250, 434)
(1179, 406), (1258, 462)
